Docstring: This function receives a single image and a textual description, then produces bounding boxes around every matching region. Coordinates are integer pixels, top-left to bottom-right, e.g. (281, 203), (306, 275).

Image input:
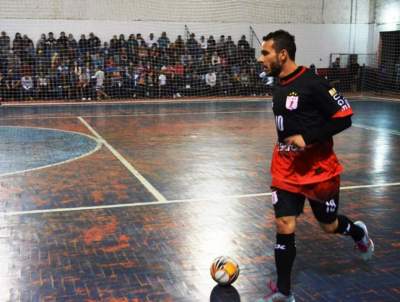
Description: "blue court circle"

(0, 126), (99, 176)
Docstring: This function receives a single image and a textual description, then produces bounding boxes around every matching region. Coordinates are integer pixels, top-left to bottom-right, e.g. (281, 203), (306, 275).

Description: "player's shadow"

(210, 284), (241, 302)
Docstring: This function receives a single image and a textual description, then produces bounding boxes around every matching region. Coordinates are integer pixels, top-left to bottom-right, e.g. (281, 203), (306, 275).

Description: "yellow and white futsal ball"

(210, 256), (240, 286)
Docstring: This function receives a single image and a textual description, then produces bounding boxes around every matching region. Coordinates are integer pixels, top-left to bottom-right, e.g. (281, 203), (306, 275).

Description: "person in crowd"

(93, 66), (108, 100)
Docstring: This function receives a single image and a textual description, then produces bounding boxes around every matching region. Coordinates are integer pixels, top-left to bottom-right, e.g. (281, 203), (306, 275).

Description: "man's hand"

(284, 134), (306, 149)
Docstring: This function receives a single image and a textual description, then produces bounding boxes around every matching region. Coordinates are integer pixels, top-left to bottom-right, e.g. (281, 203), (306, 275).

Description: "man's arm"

(284, 116), (351, 148)
(302, 115), (352, 145)
(287, 77), (353, 147)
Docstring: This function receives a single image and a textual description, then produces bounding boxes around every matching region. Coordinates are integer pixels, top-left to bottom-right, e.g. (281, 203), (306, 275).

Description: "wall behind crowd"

(0, 0), (373, 23)
(0, 0), (377, 68)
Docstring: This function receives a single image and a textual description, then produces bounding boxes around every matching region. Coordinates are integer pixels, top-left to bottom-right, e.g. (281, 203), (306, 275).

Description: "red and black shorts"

(271, 177), (340, 224)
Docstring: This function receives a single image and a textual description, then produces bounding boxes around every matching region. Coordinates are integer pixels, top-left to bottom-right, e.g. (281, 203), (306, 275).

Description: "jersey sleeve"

(312, 78), (353, 119)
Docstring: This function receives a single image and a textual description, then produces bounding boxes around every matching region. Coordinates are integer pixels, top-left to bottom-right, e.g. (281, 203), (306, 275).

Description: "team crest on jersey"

(286, 92), (299, 110)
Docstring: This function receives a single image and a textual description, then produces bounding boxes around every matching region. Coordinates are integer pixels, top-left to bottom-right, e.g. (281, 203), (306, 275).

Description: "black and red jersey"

(270, 66), (353, 189)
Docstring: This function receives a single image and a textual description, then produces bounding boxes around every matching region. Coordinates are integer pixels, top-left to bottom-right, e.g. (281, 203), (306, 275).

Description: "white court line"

(352, 123), (400, 136)
(1, 97), (270, 107)
(0, 126), (102, 178)
(77, 116), (167, 202)
(3, 181), (400, 216)
(81, 109), (273, 119)
(2, 96), (400, 120)
(339, 182), (400, 190)
(361, 95), (400, 102)
(0, 109), (273, 121)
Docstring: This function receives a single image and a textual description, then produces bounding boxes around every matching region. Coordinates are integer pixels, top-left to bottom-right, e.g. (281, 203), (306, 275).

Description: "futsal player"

(256, 30), (374, 302)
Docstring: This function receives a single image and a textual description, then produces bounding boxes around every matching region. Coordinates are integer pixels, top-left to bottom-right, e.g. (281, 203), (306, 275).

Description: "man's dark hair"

(263, 30), (296, 60)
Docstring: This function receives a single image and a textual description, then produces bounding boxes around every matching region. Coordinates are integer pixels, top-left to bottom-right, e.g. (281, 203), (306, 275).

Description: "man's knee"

(319, 219), (338, 233)
(275, 216), (296, 234)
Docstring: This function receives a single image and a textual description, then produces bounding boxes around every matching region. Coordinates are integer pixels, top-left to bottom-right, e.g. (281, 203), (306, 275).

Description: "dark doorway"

(379, 31), (400, 90)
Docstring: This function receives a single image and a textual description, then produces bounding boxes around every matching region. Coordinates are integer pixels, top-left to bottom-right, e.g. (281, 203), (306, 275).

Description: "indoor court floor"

(0, 98), (399, 301)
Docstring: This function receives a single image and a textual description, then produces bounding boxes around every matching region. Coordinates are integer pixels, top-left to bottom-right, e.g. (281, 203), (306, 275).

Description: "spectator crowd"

(0, 30), (267, 101)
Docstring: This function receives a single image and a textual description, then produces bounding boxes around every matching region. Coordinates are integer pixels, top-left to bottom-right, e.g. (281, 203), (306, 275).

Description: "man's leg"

(264, 190), (305, 301)
(309, 193), (374, 260)
(274, 216), (297, 296)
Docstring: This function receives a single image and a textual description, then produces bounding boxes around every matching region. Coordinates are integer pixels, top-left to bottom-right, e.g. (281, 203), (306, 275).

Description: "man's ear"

(279, 49), (288, 62)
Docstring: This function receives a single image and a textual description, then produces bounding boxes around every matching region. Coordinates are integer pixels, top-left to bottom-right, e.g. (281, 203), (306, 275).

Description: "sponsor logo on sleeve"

(329, 88), (351, 111)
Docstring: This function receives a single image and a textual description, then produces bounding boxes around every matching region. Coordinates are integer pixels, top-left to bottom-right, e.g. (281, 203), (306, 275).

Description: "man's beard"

(266, 58), (282, 77)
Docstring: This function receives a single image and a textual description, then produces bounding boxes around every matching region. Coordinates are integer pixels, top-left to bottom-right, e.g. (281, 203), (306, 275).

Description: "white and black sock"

(335, 215), (365, 242)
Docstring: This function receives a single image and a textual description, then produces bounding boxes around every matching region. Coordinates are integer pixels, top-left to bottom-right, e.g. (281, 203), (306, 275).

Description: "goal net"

(0, 0), (398, 102)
